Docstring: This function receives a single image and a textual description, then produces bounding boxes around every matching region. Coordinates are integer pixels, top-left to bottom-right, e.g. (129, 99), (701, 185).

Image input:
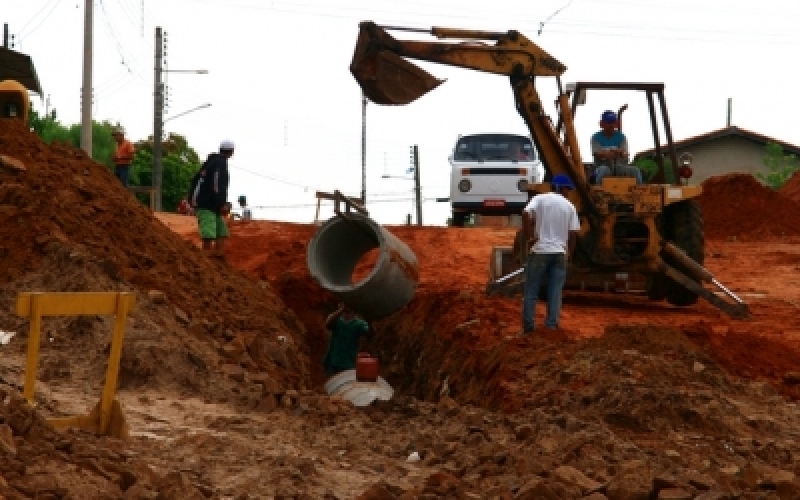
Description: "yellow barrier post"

(98, 293), (130, 435)
(15, 291), (136, 439)
(22, 294), (43, 402)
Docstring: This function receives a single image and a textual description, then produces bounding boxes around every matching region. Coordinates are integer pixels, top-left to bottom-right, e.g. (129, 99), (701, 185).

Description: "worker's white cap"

(220, 139), (235, 151)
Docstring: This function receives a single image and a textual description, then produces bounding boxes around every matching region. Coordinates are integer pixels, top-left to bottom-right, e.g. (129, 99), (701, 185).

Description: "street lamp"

(163, 103), (212, 124)
(152, 25), (208, 211)
(382, 144), (422, 225)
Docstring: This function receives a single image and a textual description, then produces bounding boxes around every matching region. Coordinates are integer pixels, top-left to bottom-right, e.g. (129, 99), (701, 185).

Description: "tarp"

(0, 47), (42, 96)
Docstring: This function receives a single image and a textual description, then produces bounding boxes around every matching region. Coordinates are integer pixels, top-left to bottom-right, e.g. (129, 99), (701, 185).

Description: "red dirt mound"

(780, 169), (800, 204)
(698, 173), (800, 240)
(0, 118), (307, 393)
(0, 386), (216, 500)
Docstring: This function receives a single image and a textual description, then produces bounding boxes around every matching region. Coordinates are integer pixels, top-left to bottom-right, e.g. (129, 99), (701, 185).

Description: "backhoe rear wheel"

(452, 211), (467, 227)
(662, 199), (704, 306)
(645, 275), (667, 301)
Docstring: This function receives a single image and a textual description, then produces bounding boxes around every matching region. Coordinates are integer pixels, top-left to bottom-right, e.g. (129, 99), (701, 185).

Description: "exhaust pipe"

(307, 214), (418, 320)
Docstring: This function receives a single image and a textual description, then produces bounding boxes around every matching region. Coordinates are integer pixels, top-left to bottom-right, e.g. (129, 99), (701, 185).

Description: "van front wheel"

(452, 212), (467, 227)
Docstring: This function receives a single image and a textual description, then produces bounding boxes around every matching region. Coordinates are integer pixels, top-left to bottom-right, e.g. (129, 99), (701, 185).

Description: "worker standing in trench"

(322, 303), (373, 377)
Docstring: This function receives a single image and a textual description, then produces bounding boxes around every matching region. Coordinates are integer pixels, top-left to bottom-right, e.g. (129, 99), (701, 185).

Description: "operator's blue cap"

(601, 110), (618, 124)
(552, 173), (576, 190)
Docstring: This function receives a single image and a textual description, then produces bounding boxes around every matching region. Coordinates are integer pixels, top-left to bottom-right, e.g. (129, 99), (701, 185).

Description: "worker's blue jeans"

(115, 164), (130, 188)
(522, 253), (568, 332)
(594, 164), (643, 185)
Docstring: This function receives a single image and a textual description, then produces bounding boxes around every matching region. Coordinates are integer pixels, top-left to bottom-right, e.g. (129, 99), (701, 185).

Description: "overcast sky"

(8, 0), (800, 225)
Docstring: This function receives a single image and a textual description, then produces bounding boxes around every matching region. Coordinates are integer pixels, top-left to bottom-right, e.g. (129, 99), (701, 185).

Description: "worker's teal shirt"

(323, 317), (369, 374)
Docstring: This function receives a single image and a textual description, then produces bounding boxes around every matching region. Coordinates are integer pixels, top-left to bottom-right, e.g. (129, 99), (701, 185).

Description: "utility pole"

(3, 23), (8, 48)
(726, 98), (732, 127)
(153, 26), (164, 211)
(411, 144), (422, 226)
(361, 92), (367, 205)
(80, 0), (93, 156)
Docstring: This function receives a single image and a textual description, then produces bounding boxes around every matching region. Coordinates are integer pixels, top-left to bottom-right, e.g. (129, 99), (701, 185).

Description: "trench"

(257, 215), (800, 411)
(275, 255), (527, 412)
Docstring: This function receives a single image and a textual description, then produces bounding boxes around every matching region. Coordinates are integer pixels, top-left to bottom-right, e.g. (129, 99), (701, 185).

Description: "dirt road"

(2, 115), (800, 498)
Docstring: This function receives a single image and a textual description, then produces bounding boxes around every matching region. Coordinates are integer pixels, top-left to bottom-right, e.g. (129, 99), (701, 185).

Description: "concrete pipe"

(324, 369), (393, 407)
(307, 214), (418, 320)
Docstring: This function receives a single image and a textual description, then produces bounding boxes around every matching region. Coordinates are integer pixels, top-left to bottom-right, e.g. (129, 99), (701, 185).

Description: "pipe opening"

(309, 217), (383, 291)
(353, 247), (381, 285)
(307, 215), (418, 320)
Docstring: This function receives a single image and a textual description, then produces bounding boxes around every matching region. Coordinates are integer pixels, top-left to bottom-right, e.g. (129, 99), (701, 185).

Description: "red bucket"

(356, 352), (379, 382)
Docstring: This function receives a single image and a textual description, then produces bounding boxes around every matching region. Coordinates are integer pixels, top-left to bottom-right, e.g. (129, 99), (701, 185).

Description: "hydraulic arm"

(350, 21), (593, 215)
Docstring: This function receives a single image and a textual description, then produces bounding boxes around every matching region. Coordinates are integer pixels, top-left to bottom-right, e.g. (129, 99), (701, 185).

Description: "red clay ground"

(159, 207), (800, 405)
(3, 115), (800, 498)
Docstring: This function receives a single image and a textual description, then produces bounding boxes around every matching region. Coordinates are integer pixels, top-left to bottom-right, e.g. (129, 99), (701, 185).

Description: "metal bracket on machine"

(659, 241), (750, 319)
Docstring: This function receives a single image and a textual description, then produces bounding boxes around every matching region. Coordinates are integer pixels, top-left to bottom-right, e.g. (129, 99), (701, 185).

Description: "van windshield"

(453, 134), (536, 162)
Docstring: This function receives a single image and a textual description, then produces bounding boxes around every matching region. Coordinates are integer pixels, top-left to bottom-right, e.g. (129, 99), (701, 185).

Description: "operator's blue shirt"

(591, 130), (630, 167)
(591, 130), (626, 149)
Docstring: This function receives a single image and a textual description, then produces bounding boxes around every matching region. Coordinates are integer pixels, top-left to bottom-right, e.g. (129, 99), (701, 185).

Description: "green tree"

(757, 141), (799, 190)
(131, 133), (202, 212)
(28, 104), (117, 165)
(28, 105), (202, 212)
(28, 105), (71, 144)
(633, 155), (673, 183)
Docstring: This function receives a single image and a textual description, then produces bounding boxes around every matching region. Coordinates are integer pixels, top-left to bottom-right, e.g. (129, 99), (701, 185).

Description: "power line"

(98, 0), (135, 73)
(17, 0), (58, 36)
(250, 196), (440, 210)
(17, 0), (61, 42)
(115, 0), (143, 34)
(228, 164), (319, 191)
(538, 0), (573, 36)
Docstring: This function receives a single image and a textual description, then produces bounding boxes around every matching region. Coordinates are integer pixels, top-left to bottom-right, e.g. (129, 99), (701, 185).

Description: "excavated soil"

(779, 170), (800, 204)
(698, 173), (800, 241)
(2, 117), (800, 499)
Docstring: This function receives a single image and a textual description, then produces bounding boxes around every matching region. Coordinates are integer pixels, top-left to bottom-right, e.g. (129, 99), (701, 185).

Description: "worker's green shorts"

(196, 209), (229, 240)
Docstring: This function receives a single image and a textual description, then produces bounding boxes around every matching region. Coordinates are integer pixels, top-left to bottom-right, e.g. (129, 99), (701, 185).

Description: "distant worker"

(521, 173), (580, 334)
(177, 198), (193, 216)
(111, 126), (135, 188)
(234, 195), (252, 220)
(510, 142), (529, 161)
(322, 303), (373, 377)
(222, 202), (233, 220)
(188, 140), (234, 254)
(591, 110), (643, 185)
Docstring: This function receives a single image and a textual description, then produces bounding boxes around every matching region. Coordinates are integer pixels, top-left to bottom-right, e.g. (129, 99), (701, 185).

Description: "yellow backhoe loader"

(350, 22), (748, 318)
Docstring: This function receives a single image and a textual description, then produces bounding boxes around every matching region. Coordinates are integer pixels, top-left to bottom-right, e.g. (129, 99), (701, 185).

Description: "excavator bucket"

(350, 25), (444, 105)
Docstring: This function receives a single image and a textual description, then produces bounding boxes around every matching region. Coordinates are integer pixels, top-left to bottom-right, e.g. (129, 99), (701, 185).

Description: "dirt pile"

(779, 169), (800, 204)
(154, 213), (800, 497)
(0, 118), (308, 398)
(216, 221), (517, 386)
(0, 385), (218, 500)
(65, 322), (798, 500)
(118, 323), (800, 499)
(698, 173), (800, 240)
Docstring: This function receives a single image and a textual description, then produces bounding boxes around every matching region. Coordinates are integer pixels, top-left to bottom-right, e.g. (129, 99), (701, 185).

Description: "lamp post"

(381, 145), (422, 226)
(153, 25), (208, 211)
(163, 103), (212, 124)
(361, 92), (367, 205)
(381, 144), (422, 226)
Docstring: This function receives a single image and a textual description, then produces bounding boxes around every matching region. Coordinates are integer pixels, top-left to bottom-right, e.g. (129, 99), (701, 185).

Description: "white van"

(449, 133), (545, 226)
